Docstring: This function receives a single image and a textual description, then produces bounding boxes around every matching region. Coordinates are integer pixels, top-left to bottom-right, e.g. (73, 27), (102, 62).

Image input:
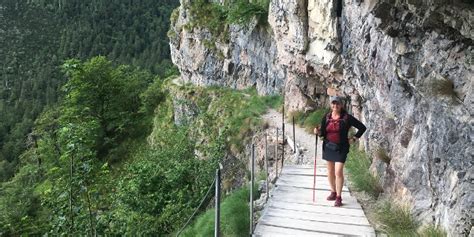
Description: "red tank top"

(326, 115), (341, 143)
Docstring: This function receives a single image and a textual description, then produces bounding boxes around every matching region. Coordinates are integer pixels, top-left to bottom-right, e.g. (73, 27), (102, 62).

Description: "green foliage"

(187, 0), (228, 36)
(418, 225), (447, 237)
(107, 128), (217, 235)
(303, 109), (329, 131)
(257, 170), (267, 181)
(374, 199), (418, 235)
(290, 111), (306, 125)
(170, 7), (180, 26)
(180, 185), (259, 237)
(0, 0), (179, 182)
(262, 94), (283, 110)
(140, 78), (166, 114)
(227, 0), (270, 26)
(1, 56), (278, 235)
(174, 85), (281, 154)
(217, 88), (280, 152)
(345, 147), (383, 197)
(289, 108), (329, 133)
(61, 56), (153, 154)
(0, 57), (167, 235)
(185, 0), (270, 44)
(0, 164), (49, 235)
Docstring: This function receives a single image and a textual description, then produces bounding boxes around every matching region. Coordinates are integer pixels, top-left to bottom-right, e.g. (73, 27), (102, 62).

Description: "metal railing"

(249, 144), (255, 235)
(215, 168), (221, 237)
(176, 165), (223, 237)
(177, 111), (295, 237)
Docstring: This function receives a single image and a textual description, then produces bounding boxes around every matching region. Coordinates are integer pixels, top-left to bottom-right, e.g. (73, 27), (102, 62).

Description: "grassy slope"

(166, 82), (281, 236)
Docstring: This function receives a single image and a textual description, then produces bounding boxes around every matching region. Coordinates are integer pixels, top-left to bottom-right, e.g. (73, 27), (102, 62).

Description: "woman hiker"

(313, 96), (366, 207)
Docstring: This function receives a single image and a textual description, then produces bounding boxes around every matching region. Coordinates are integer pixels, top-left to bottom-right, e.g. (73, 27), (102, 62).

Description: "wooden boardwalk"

(254, 165), (375, 236)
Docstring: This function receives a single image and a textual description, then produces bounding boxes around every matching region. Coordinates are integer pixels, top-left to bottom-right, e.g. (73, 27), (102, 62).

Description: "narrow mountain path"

(254, 109), (375, 236)
(261, 109), (322, 165)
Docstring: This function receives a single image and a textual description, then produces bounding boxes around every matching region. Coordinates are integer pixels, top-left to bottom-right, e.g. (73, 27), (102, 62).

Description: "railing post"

(282, 102), (285, 169)
(292, 116), (296, 154)
(250, 144), (255, 236)
(265, 133), (269, 202)
(215, 168), (221, 237)
(313, 134), (318, 203)
(275, 128), (278, 178)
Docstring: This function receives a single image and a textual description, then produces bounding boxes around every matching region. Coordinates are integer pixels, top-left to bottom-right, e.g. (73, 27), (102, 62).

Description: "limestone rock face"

(169, 0), (286, 95)
(170, 0), (473, 235)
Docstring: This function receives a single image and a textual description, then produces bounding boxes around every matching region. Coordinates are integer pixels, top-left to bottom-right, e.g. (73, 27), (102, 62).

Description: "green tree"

(108, 127), (217, 235)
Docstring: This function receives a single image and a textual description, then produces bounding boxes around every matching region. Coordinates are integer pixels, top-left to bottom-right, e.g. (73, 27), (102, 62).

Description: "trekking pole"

(313, 133), (318, 203)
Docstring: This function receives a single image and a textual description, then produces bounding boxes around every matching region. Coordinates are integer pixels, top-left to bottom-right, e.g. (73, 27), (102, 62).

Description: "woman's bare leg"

(326, 161), (336, 192)
(335, 162), (345, 196)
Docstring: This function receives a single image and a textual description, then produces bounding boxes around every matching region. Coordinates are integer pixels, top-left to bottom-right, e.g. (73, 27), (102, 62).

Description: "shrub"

(140, 77), (165, 114)
(289, 111), (306, 125)
(227, 0), (270, 26)
(170, 7), (180, 25)
(262, 94), (283, 110)
(287, 108), (329, 133)
(303, 108), (329, 132)
(346, 147), (383, 197)
(187, 0), (227, 36)
(418, 225), (447, 237)
(374, 199), (418, 235)
(186, 0), (271, 41)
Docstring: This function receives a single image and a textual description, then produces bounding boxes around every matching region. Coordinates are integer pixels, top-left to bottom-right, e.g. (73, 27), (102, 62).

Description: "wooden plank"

(282, 165), (327, 170)
(261, 207), (371, 226)
(272, 186), (353, 201)
(265, 200), (367, 217)
(254, 224), (339, 237)
(281, 168), (329, 174)
(270, 194), (360, 207)
(275, 183), (350, 192)
(270, 194), (362, 209)
(280, 168), (330, 175)
(257, 215), (375, 236)
(272, 185), (353, 199)
(283, 165), (325, 169)
(275, 176), (350, 191)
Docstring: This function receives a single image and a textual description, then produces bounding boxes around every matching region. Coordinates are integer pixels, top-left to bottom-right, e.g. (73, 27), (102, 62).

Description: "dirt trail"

(262, 109), (326, 166)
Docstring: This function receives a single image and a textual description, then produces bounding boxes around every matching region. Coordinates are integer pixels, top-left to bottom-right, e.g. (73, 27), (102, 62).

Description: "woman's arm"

(349, 114), (366, 138)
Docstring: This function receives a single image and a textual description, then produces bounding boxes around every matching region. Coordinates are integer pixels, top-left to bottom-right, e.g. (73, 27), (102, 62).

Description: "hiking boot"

(334, 196), (342, 207)
(327, 191), (337, 201)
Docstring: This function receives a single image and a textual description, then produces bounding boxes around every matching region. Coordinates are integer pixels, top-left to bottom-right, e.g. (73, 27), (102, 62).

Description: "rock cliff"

(169, 0), (473, 235)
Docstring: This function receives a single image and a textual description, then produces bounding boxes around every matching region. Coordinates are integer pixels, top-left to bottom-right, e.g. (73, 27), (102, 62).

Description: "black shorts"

(322, 149), (348, 163)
